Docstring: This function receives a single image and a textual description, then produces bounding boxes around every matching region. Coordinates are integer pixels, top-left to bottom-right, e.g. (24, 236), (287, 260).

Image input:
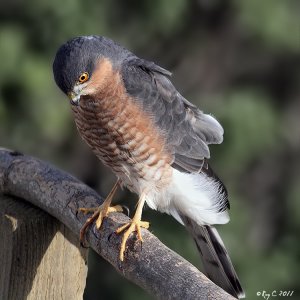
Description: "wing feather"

(121, 58), (238, 293)
(121, 57), (223, 173)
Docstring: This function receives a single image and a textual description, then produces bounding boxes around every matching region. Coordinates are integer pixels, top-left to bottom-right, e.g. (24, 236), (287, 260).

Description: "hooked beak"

(68, 91), (81, 106)
(68, 83), (85, 106)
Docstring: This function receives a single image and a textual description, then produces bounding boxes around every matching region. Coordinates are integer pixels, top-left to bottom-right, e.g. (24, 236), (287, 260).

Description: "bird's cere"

(68, 84), (85, 106)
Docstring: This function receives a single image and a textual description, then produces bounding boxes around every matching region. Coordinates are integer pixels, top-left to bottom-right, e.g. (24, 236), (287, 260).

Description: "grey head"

(53, 35), (133, 104)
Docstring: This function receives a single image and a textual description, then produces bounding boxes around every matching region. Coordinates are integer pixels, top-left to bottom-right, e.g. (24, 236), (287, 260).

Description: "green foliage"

(1, 0), (299, 299)
(221, 89), (279, 173)
(235, 0), (300, 51)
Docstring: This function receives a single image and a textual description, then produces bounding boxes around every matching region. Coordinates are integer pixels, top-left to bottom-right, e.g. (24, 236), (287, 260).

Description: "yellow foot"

(78, 206), (99, 215)
(115, 220), (150, 261)
(79, 204), (123, 244)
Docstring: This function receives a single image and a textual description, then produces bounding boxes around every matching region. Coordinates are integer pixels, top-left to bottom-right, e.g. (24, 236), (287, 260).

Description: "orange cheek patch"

(83, 58), (115, 95)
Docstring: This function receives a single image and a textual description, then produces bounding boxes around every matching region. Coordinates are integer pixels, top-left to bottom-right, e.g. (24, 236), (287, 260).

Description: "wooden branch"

(0, 195), (87, 300)
(0, 148), (235, 300)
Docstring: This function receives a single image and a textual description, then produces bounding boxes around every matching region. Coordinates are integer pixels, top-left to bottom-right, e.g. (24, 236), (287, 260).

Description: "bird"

(53, 35), (244, 299)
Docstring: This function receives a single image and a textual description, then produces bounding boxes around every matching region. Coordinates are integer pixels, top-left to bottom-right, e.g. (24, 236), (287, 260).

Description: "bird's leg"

(79, 180), (122, 243)
(115, 192), (149, 261)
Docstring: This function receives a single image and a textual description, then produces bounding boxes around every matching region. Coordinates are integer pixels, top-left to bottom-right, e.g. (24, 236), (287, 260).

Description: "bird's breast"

(71, 84), (173, 193)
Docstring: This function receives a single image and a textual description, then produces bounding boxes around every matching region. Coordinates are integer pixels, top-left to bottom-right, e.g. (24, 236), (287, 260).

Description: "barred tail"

(182, 217), (245, 299)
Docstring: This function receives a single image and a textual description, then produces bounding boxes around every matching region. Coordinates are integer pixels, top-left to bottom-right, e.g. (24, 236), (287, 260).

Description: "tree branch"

(0, 148), (235, 300)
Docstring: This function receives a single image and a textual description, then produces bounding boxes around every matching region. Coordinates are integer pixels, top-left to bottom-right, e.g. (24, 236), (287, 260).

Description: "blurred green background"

(1, 0), (299, 299)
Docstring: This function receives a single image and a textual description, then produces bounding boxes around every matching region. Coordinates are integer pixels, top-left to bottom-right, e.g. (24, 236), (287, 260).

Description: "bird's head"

(53, 35), (130, 106)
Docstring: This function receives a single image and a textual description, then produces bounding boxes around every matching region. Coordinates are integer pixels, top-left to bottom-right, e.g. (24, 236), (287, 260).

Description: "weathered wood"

(0, 195), (87, 300)
(0, 148), (236, 299)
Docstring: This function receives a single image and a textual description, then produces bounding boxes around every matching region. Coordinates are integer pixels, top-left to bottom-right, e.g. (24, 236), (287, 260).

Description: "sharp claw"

(116, 220), (149, 261)
(79, 180), (120, 248)
(80, 241), (89, 248)
(121, 205), (130, 216)
(79, 204), (122, 246)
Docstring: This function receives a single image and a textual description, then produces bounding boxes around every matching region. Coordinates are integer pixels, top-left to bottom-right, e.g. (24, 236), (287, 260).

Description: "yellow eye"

(78, 72), (89, 83)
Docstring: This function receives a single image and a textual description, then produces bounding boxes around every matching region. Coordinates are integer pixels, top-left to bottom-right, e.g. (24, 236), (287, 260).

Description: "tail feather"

(182, 216), (245, 299)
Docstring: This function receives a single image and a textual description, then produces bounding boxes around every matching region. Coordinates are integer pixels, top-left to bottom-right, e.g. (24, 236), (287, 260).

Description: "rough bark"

(0, 148), (235, 300)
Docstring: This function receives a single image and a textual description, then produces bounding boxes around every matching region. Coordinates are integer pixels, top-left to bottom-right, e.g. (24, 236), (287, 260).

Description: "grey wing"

(121, 57), (224, 173)
(120, 59), (242, 296)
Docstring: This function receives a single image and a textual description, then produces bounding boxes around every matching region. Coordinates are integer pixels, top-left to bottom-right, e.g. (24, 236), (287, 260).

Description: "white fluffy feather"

(145, 168), (229, 226)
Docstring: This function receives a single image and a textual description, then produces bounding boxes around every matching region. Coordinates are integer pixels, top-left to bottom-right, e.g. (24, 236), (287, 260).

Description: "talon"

(79, 212), (100, 245)
(108, 205), (123, 213)
(78, 180), (121, 246)
(116, 219), (149, 261)
(80, 240), (89, 248)
(78, 206), (99, 215)
(94, 205), (123, 229)
(121, 205), (130, 216)
(79, 204), (123, 243)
